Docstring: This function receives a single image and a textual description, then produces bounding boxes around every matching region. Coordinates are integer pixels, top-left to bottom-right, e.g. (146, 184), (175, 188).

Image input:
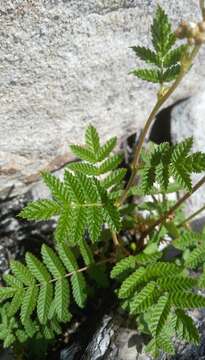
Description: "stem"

(64, 257), (114, 279)
(119, 45), (201, 206)
(19, 258), (115, 290)
(139, 175), (205, 242)
(119, 99), (161, 205)
(112, 231), (131, 255)
(200, 0), (205, 17)
(112, 231), (120, 246)
(178, 203), (205, 228)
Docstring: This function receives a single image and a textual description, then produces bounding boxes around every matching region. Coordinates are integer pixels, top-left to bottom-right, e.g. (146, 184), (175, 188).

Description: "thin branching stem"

(112, 231), (130, 255)
(119, 45), (201, 206)
(139, 175), (205, 242)
(112, 231), (120, 246)
(63, 257), (114, 279)
(178, 204), (205, 228)
(13, 257), (115, 291)
(200, 0), (205, 17)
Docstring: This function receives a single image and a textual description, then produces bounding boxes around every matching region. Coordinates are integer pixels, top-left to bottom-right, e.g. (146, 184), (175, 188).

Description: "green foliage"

(173, 230), (203, 250)
(20, 126), (123, 246)
(20, 200), (61, 220)
(57, 243), (87, 308)
(110, 253), (161, 280)
(101, 169), (127, 189)
(151, 6), (175, 55)
(173, 229), (205, 270)
(15, 124), (124, 350)
(1, 4), (205, 358)
(130, 281), (156, 313)
(149, 294), (171, 336)
(113, 253), (204, 356)
(185, 244), (205, 269)
(176, 309), (199, 344)
(69, 125), (119, 166)
(0, 243), (89, 346)
(8, 123), (205, 358)
(131, 6), (187, 84)
(140, 138), (205, 192)
(132, 69), (162, 83)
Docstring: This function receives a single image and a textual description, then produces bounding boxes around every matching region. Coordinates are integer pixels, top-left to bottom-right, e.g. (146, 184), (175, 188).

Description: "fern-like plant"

(2, 2), (205, 359)
(131, 5), (187, 85)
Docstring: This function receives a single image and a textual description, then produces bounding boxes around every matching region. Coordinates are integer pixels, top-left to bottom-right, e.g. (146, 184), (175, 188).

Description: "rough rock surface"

(1, 0), (205, 196)
(0, 192), (56, 277)
(171, 90), (205, 219)
(61, 310), (205, 360)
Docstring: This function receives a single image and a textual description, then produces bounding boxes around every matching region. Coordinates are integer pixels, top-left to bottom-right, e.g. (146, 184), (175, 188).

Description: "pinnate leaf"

(19, 200), (61, 220)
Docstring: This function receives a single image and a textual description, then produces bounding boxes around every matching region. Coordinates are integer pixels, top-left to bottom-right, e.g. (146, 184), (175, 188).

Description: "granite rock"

(67, 310), (205, 360)
(0, 0), (205, 196)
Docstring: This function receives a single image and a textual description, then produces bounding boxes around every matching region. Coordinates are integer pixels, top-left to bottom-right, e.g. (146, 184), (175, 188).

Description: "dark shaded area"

(149, 98), (188, 144)
(149, 104), (172, 144)
(0, 192), (56, 277)
(191, 216), (205, 232)
(49, 291), (117, 360)
(128, 333), (150, 353)
(0, 190), (119, 360)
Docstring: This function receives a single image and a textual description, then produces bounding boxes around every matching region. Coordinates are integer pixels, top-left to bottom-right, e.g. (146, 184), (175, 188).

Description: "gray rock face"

(1, 0), (205, 196)
(69, 310), (205, 360)
(79, 313), (151, 360)
(171, 90), (205, 219)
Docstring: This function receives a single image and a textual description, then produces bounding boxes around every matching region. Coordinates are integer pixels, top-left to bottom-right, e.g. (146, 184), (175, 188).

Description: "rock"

(169, 312), (205, 360)
(80, 313), (151, 360)
(1, 0), (205, 197)
(79, 309), (205, 360)
(82, 315), (117, 359)
(0, 191), (56, 276)
(171, 90), (205, 219)
(60, 343), (81, 360)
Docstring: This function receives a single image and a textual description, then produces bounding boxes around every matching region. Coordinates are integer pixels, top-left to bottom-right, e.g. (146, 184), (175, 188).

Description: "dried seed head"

(176, 18), (205, 44)
(186, 22), (200, 37)
(187, 37), (196, 45)
(175, 26), (186, 39)
(187, 21), (197, 29)
(175, 21), (200, 40)
(195, 32), (205, 44)
(180, 20), (188, 28)
(175, 21), (189, 39)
